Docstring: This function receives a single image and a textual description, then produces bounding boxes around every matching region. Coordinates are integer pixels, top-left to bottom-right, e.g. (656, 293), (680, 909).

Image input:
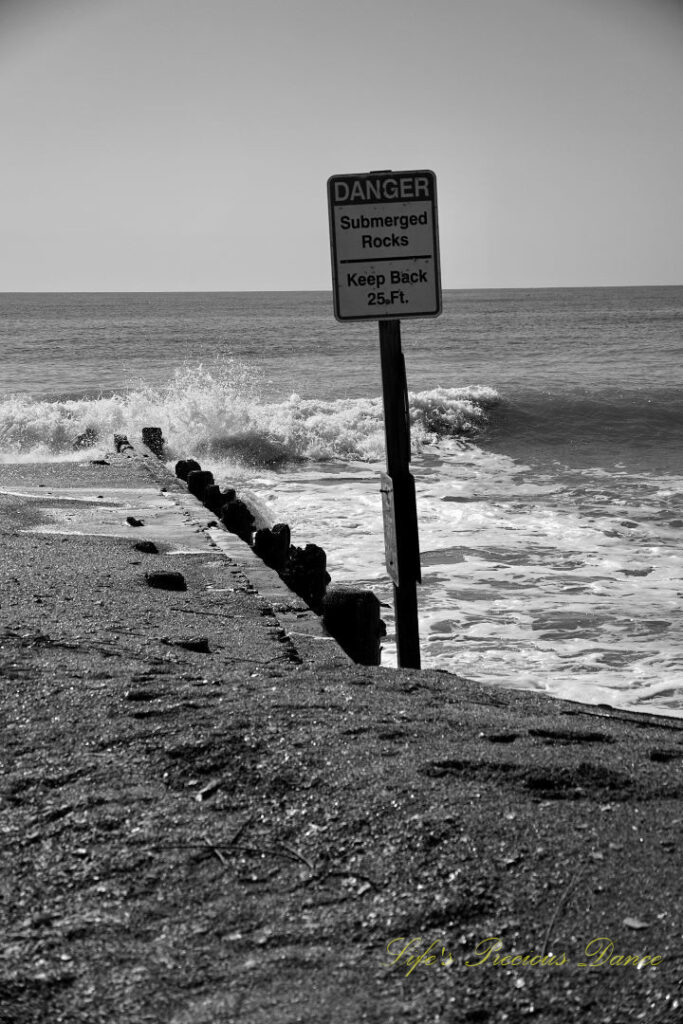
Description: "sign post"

(327, 169), (441, 668)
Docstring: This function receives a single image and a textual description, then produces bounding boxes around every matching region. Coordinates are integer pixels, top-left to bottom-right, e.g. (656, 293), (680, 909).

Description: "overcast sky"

(1, 0), (682, 291)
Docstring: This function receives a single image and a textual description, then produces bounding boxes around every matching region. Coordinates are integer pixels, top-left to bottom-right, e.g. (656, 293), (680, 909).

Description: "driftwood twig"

(541, 861), (589, 957)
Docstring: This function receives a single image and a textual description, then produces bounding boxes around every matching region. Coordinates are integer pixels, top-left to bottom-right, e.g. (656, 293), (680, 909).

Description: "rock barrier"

(186, 470), (214, 499)
(322, 585), (385, 666)
(253, 523), (290, 573)
(174, 459), (201, 481)
(137, 427), (385, 665)
(113, 433), (134, 454)
(141, 427), (165, 459)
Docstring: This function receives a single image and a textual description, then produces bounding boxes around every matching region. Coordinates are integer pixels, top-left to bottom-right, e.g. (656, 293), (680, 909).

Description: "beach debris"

(145, 570), (187, 592)
(230, 814), (255, 845)
(195, 780), (221, 802)
(202, 836), (229, 866)
(141, 426), (165, 458)
(134, 540), (158, 553)
(126, 516), (145, 527)
(160, 635), (210, 653)
(41, 803), (74, 824)
(124, 689), (165, 702)
(175, 458), (201, 481)
(623, 917), (649, 930)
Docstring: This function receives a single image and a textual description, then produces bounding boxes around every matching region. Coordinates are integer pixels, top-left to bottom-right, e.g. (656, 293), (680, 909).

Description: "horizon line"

(2, 282), (682, 295)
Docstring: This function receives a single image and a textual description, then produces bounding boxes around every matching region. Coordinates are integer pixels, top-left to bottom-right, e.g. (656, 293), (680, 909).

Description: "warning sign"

(327, 169), (442, 322)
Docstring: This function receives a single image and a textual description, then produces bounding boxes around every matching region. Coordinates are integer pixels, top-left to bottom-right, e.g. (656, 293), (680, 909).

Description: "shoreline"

(1, 444), (682, 1022)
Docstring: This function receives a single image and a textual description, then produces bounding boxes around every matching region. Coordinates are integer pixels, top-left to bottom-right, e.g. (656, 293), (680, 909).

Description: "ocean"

(2, 287), (682, 717)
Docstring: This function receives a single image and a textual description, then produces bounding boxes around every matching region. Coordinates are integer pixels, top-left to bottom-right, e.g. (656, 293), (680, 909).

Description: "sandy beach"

(2, 442), (682, 1023)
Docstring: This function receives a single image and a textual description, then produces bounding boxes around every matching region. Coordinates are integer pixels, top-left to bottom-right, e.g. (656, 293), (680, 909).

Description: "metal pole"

(379, 319), (421, 668)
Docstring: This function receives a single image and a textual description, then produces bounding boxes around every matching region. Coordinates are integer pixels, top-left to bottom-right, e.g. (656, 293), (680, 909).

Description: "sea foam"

(0, 363), (499, 467)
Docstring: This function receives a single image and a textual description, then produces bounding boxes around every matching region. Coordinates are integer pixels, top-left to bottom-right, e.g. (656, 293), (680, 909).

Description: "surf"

(0, 363), (500, 468)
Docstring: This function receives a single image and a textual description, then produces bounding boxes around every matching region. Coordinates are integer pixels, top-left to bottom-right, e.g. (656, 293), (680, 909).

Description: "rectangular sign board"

(380, 472), (400, 585)
(328, 169), (442, 321)
(379, 471), (422, 586)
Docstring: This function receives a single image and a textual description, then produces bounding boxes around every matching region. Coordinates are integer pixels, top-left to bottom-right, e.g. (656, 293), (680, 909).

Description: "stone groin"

(139, 430), (386, 666)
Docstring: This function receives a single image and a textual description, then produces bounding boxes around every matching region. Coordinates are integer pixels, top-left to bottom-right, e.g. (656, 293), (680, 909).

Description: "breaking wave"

(0, 364), (499, 466)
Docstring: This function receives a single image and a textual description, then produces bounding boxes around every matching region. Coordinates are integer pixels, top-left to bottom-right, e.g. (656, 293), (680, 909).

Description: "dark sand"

(1, 446), (682, 1023)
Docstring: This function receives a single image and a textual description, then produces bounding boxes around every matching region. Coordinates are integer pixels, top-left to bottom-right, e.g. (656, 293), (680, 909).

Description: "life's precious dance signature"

(384, 936), (665, 976)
